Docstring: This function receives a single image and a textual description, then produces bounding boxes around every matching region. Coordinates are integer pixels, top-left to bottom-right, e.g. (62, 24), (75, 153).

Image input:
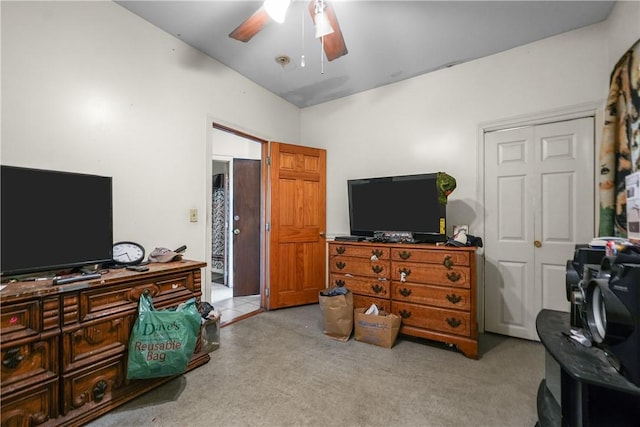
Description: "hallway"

(211, 282), (261, 325)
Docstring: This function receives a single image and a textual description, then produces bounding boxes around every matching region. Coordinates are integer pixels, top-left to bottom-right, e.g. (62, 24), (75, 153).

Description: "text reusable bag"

(127, 293), (201, 379)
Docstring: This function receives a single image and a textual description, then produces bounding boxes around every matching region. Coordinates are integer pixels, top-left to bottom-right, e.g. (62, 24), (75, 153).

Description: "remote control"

(53, 273), (102, 285)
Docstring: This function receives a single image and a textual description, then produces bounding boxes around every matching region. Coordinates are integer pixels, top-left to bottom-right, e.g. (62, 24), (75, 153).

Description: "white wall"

(301, 1), (640, 240)
(211, 129), (262, 159)
(1, 1), (299, 273)
(604, 0), (640, 64)
(2, 0), (639, 298)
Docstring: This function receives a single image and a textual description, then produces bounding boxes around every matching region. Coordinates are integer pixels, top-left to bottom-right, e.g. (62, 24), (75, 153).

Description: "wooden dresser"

(328, 241), (478, 359)
(0, 260), (209, 427)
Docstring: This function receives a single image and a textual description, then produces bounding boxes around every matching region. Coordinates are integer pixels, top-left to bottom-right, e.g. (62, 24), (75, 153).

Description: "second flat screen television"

(347, 173), (446, 241)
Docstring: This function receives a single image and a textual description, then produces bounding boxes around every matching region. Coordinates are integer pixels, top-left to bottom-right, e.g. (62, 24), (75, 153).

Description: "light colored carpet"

(87, 304), (544, 427)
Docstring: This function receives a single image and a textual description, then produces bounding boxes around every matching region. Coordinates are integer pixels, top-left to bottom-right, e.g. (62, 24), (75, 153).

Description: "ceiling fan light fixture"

(264, 0), (291, 24)
(314, 10), (334, 38)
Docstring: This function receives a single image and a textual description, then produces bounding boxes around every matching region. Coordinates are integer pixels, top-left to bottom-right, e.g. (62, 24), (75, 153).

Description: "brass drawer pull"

(371, 284), (385, 294)
(336, 246), (345, 254)
(399, 267), (411, 277)
(93, 380), (108, 403)
(336, 261), (346, 270)
(335, 279), (345, 287)
(446, 293), (462, 304)
(399, 288), (412, 297)
(446, 318), (462, 328)
(131, 285), (159, 301)
(371, 265), (384, 274)
(443, 255), (454, 269)
(371, 249), (384, 258)
(398, 309), (412, 319)
(446, 272), (461, 282)
(398, 251), (411, 260)
(2, 347), (24, 369)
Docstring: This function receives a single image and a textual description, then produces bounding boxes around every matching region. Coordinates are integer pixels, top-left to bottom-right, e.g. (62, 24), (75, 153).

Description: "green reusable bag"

(127, 293), (201, 379)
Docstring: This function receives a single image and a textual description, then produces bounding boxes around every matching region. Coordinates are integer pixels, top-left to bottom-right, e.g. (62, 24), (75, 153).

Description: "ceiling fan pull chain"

(321, 37), (324, 74)
(320, 0), (324, 74)
(301, 5), (305, 67)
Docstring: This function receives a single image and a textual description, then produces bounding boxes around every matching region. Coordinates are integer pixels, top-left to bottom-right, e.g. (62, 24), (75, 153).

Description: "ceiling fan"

(229, 0), (348, 62)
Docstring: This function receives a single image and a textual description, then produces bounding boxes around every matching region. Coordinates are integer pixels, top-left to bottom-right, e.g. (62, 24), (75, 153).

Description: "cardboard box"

(354, 308), (401, 348)
(627, 171), (640, 243)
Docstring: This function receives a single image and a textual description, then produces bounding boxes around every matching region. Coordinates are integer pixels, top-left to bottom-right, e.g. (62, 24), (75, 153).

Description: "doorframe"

(476, 101), (604, 333)
(206, 121), (269, 309)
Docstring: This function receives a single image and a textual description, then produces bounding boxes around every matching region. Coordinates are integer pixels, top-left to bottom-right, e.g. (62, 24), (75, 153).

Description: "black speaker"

(566, 246), (606, 327)
(585, 263), (640, 386)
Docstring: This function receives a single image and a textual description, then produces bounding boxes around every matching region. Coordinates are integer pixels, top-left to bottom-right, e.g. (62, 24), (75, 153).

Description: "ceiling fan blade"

(308, 0), (348, 61)
(229, 6), (271, 42)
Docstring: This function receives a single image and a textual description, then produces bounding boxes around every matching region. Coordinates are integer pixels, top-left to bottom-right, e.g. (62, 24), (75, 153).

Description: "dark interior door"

(232, 159), (261, 297)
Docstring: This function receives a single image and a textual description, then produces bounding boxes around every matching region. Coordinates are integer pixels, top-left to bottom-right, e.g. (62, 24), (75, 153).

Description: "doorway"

(207, 123), (328, 318)
(210, 131), (263, 324)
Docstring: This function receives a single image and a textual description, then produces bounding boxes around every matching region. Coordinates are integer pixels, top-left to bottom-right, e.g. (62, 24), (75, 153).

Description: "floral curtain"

(212, 174), (226, 271)
(598, 38), (640, 237)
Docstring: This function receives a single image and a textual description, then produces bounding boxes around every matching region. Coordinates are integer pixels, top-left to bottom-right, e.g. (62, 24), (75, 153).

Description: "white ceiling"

(115, 1), (615, 108)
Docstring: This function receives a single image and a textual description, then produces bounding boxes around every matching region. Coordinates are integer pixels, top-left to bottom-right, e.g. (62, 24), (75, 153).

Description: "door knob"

(534, 240), (542, 248)
(233, 229), (240, 235)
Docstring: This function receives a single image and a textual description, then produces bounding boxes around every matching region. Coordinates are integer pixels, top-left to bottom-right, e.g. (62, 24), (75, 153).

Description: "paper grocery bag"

(354, 307), (401, 348)
(318, 290), (353, 342)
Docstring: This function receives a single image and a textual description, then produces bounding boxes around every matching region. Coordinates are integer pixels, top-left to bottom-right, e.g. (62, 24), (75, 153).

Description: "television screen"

(348, 173), (446, 240)
(1, 165), (113, 277)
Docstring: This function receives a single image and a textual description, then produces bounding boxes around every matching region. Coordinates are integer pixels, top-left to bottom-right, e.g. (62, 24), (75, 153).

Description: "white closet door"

(484, 117), (594, 340)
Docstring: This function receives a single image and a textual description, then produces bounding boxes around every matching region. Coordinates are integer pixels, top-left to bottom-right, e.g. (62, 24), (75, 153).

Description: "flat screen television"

(347, 173), (446, 241)
(1, 165), (113, 278)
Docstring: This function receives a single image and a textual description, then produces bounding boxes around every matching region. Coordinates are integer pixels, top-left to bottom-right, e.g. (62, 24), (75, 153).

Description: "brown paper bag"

(318, 290), (353, 341)
(354, 307), (401, 348)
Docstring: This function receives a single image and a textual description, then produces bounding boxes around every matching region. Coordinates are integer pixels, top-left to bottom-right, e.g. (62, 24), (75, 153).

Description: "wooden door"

(232, 159), (261, 297)
(267, 142), (326, 309)
(484, 117), (594, 340)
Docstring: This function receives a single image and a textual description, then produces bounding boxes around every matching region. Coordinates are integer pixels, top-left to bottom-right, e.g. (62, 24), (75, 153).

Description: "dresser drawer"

(392, 262), (471, 288)
(62, 354), (125, 416)
(329, 257), (389, 279)
(391, 283), (471, 311)
(391, 248), (470, 266)
(62, 315), (133, 372)
(1, 300), (40, 342)
(0, 377), (59, 426)
(68, 272), (196, 324)
(330, 274), (390, 299)
(1, 336), (58, 392)
(392, 301), (471, 337)
(1, 297), (60, 342)
(353, 294), (391, 312)
(329, 243), (390, 260)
